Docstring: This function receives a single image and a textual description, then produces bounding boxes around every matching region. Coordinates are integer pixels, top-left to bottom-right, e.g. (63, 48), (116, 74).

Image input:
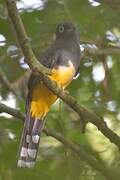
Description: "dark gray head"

(55, 22), (78, 41)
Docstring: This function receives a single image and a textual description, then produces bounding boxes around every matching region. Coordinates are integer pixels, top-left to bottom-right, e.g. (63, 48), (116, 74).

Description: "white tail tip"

(25, 161), (35, 168)
(17, 160), (26, 167)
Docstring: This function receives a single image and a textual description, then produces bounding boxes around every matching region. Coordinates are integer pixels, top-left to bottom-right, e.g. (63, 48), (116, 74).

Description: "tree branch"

(81, 46), (120, 60)
(0, 102), (119, 180)
(5, 0), (51, 75)
(0, 67), (22, 100)
(0, 103), (24, 120)
(4, 0), (120, 151)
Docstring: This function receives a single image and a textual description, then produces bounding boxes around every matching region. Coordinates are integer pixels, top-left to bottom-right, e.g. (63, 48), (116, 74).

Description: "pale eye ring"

(59, 25), (65, 33)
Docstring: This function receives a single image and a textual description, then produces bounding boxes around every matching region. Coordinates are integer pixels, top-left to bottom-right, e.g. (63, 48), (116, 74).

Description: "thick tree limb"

(0, 102), (119, 180)
(4, 0), (120, 151)
(5, 0), (51, 75)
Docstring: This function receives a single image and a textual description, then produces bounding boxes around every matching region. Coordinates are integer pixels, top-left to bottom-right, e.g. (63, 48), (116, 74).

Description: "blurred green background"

(0, 0), (120, 179)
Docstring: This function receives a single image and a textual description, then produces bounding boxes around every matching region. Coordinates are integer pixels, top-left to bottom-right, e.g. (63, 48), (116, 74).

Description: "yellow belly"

(30, 61), (75, 118)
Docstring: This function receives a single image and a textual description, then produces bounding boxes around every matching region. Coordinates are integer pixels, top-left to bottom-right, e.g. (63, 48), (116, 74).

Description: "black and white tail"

(17, 98), (45, 168)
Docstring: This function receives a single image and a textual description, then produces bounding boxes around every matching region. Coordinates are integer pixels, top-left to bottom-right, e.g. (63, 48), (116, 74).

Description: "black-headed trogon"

(17, 22), (81, 168)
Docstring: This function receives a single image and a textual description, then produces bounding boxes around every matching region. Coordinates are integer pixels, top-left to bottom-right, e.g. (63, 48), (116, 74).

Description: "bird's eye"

(58, 25), (65, 33)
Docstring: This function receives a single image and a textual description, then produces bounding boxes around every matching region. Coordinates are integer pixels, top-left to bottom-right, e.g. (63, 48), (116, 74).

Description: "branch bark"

(0, 102), (119, 180)
(4, 0), (120, 151)
(5, 0), (51, 75)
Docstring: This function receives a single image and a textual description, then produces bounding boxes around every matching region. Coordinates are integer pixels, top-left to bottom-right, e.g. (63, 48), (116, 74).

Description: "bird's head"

(55, 22), (78, 40)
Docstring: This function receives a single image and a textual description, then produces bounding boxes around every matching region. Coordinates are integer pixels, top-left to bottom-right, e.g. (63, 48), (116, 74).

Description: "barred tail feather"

(17, 98), (45, 168)
(17, 117), (45, 168)
(25, 118), (45, 168)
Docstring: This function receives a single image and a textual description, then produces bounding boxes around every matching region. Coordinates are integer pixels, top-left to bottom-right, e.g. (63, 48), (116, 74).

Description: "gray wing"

(28, 46), (59, 92)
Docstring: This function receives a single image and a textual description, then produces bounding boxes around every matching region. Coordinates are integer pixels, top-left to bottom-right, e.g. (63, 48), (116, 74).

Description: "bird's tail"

(17, 99), (45, 168)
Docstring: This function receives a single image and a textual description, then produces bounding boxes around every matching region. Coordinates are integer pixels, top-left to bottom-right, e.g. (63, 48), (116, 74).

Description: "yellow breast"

(50, 61), (75, 87)
(30, 61), (75, 118)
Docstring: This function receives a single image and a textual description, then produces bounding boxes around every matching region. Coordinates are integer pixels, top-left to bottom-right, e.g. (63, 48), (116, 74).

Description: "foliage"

(0, 0), (120, 179)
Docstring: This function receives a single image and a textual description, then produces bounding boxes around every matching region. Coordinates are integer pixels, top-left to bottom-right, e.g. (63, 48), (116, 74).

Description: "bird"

(17, 22), (81, 168)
